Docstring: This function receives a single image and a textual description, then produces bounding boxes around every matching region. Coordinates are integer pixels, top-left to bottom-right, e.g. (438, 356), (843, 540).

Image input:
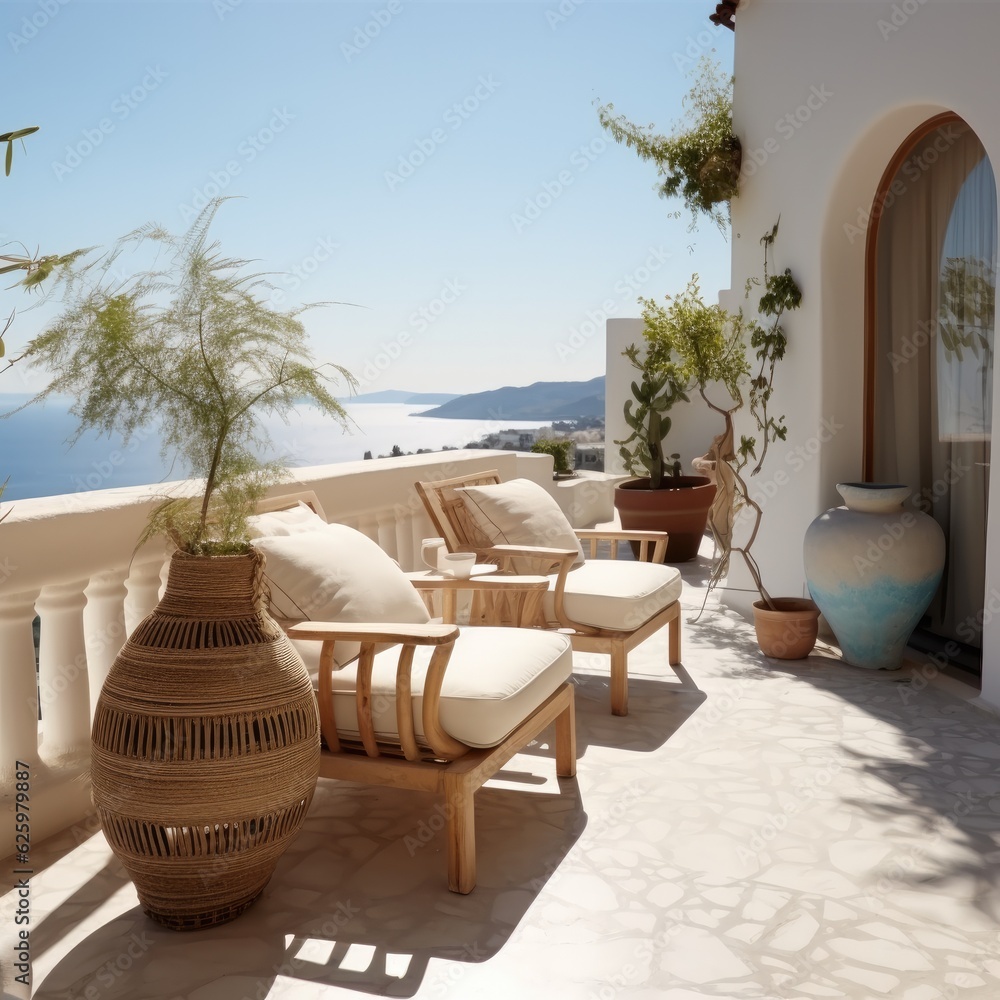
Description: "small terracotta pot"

(752, 597), (820, 660)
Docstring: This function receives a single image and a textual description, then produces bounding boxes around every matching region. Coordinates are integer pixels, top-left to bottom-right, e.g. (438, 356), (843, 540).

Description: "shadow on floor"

(737, 643), (1000, 928)
(33, 755), (585, 999)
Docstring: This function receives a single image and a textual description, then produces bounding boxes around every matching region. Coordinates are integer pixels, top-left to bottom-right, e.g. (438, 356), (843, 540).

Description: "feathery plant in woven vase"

(16, 197), (357, 928)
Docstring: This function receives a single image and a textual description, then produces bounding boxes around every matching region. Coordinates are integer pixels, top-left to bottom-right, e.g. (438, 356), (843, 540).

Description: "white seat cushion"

(252, 523), (431, 666)
(301, 627), (572, 750)
(456, 478), (585, 574)
(543, 560), (682, 631)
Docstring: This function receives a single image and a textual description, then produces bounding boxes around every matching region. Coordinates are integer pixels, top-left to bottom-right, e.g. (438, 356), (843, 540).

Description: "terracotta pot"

(90, 550), (320, 930)
(752, 598), (821, 659)
(614, 476), (717, 562)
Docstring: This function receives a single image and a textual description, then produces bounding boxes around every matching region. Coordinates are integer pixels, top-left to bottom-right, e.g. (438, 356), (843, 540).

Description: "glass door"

(870, 119), (996, 674)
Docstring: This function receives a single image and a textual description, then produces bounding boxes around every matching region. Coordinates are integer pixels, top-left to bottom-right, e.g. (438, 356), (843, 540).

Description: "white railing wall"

(0, 449), (573, 852)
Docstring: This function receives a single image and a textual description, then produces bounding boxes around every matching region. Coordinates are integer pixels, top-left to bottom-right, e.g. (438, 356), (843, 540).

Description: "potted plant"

(642, 222), (816, 657)
(12, 197), (357, 928)
(613, 339), (716, 562)
(532, 436), (575, 479)
(598, 56), (739, 234)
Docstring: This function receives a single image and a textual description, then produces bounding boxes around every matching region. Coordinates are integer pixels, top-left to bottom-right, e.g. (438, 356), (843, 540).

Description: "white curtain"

(874, 122), (996, 649)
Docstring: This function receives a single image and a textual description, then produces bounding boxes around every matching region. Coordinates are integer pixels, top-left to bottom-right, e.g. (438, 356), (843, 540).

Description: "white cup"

(440, 552), (476, 579)
(421, 537), (446, 571)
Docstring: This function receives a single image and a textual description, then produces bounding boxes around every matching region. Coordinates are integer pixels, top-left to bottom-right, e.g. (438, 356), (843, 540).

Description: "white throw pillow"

(247, 501), (328, 538)
(252, 523), (430, 666)
(456, 479), (585, 574)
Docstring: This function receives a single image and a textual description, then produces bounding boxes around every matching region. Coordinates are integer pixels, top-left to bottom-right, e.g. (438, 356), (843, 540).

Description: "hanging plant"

(598, 56), (739, 233)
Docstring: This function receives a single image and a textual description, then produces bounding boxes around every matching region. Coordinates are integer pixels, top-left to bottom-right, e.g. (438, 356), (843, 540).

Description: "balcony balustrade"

(0, 449), (616, 852)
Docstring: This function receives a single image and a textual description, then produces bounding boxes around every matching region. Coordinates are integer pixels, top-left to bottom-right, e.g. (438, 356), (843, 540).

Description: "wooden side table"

(405, 567), (548, 627)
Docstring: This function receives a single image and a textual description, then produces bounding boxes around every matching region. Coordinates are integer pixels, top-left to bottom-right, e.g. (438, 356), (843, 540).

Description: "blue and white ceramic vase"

(803, 483), (945, 670)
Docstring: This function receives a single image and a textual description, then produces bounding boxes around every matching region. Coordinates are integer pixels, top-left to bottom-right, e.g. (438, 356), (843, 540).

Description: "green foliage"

(938, 256), (995, 368)
(598, 57), (738, 233)
(12, 198), (357, 554)
(613, 343), (687, 490)
(0, 126), (38, 177)
(638, 222), (802, 610)
(640, 276), (748, 406)
(738, 220), (802, 475)
(532, 437), (573, 475)
(1, 125), (86, 370)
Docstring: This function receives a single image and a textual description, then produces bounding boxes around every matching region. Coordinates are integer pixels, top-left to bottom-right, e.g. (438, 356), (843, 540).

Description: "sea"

(0, 395), (545, 501)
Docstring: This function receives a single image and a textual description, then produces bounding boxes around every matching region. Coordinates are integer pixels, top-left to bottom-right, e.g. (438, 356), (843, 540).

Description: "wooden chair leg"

(444, 775), (476, 893)
(669, 610), (681, 666)
(555, 689), (577, 777)
(610, 641), (628, 717)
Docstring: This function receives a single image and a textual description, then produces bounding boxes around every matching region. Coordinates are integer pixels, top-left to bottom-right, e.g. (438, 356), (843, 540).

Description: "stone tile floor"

(5, 552), (1000, 1000)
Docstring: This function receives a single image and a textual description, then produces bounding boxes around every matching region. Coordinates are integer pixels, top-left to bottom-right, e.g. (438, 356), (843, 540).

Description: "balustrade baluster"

(84, 571), (129, 719)
(35, 581), (90, 763)
(125, 556), (166, 634)
(0, 590), (41, 788)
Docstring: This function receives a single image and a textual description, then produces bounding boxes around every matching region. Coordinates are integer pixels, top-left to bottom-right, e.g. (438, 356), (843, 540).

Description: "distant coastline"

(340, 377), (606, 422)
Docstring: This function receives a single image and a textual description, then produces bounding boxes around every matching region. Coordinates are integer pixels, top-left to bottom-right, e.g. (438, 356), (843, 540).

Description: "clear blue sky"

(3, 0), (733, 396)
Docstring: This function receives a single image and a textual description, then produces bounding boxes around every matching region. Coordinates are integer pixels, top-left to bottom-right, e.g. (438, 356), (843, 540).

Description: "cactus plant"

(614, 343), (688, 490)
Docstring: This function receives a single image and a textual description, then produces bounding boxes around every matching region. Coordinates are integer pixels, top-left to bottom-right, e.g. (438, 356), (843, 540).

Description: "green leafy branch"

(598, 57), (739, 234)
(10, 198), (358, 554)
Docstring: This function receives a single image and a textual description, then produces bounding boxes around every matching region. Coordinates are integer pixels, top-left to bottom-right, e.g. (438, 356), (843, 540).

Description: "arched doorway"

(864, 115), (997, 676)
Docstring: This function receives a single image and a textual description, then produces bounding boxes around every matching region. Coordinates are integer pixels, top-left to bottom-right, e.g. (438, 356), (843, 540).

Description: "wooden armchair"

(414, 472), (684, 717)
(250, 491), (577, 894)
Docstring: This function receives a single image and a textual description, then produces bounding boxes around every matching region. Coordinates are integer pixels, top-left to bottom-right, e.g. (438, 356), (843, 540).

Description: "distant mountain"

(344, 390), (461, 405)
(420, 376), (605, 420)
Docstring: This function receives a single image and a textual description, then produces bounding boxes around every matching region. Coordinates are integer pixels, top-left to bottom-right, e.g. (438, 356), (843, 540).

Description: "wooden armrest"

(574, 528), (668, 564)
(489, 544), (580, 560)
(287, 621), (460, 645)
(575, 529), (668, 542)
(287, 620), (464, 763)
(407, 574), (549, 592)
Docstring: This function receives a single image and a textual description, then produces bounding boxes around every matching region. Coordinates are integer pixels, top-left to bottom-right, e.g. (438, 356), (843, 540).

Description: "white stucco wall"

(725, 0), (1000, 706)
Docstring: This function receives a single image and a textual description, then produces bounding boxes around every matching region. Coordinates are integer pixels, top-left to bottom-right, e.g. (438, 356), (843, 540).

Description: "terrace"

(3, 449), (1000, 999)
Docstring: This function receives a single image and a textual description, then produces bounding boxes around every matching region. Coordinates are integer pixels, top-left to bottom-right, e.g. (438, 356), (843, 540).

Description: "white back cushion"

(247, 501), (328, 537)
(456, 478), (585, 574)
(252, 523), (430, 666)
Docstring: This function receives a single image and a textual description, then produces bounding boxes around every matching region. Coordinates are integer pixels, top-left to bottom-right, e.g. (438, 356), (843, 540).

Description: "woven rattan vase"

(91, 549), (320, 930)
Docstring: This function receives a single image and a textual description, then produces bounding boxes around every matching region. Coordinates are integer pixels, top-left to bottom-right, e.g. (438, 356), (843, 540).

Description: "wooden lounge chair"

(249, 491), (577, 893)
(414, 472), (684, 717)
